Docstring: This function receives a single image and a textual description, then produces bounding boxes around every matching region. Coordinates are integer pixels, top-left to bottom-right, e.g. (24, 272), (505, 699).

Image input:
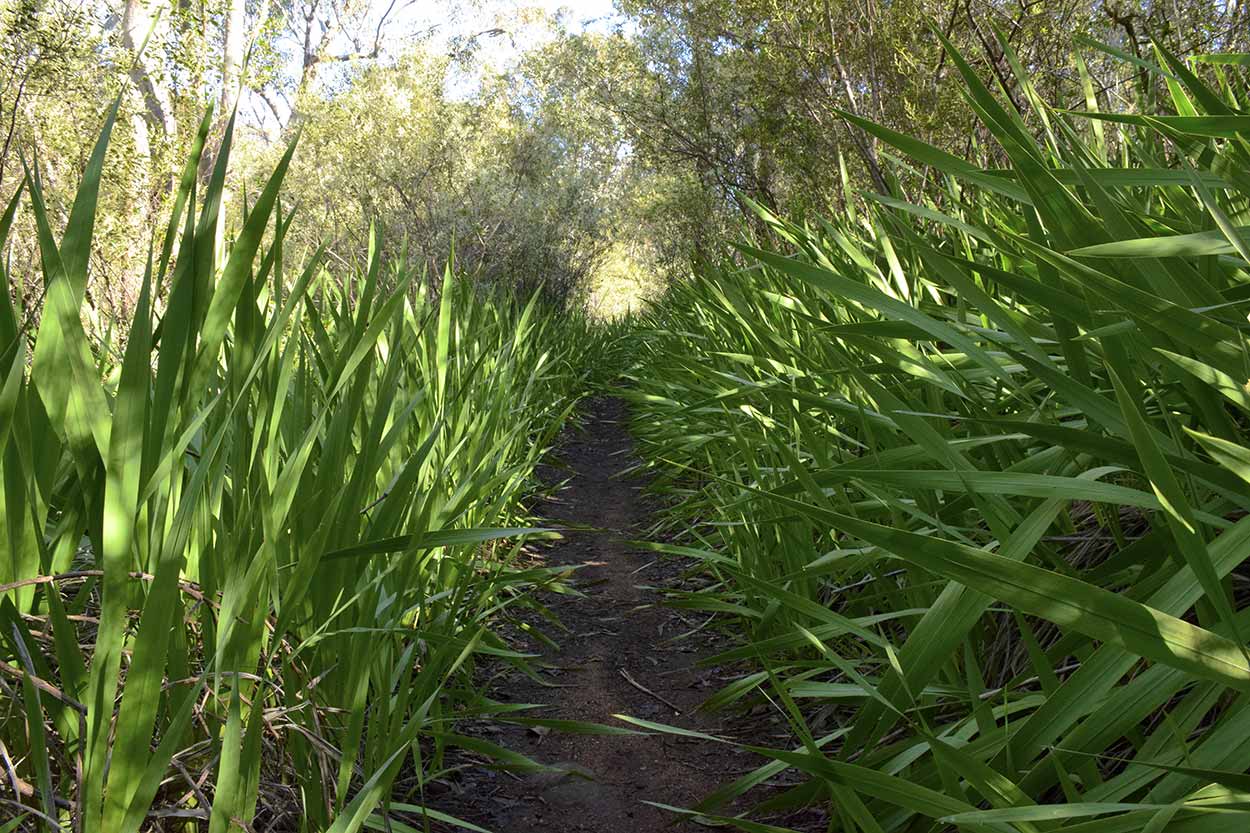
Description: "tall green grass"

(0, 107), (595, 831)
(627, 39), (1250, 832)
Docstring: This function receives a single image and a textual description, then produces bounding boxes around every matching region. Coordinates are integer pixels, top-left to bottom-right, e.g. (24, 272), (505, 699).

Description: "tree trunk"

(220, 0), (245, 116)
(822, 0), (891, 196)
(122, 0), (176, 194)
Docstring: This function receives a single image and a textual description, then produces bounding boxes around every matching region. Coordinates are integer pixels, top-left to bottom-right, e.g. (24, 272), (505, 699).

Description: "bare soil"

(426, 397), (810, 832)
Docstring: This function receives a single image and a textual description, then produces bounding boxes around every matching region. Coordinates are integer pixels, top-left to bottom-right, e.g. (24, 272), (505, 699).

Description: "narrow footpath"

(430, 397), (770, 832)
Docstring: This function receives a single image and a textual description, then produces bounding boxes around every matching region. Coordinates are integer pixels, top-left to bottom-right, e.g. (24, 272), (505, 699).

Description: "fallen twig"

(618, 667), (682, 715)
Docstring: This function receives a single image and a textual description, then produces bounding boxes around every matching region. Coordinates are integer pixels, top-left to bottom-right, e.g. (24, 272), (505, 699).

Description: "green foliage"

(262, 38), (649, 308)
(0, 105), (600, 831)
(9, 4), (1250, 830)
(6, 1), (1250, 325)
(577, 0), (1249, 257)
(627, 42), (1250, 832)
(579, 240), (663, 320)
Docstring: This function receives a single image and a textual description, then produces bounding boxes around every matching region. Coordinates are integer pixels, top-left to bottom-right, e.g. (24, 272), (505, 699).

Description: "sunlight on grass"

(583, 241), (663, 320)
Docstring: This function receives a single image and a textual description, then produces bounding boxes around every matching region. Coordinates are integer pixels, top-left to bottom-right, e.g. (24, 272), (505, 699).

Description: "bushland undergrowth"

(8, 25), (1250, 833)
(0, 106), (602, 832)
(626, 38), (1250, 833)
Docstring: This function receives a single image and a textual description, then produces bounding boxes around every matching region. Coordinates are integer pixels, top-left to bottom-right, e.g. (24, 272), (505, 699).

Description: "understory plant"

(0, 106), (596, 831)
(627, 38), (1250, 833)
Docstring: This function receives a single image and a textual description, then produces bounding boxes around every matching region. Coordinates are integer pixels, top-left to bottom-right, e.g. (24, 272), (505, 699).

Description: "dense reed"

(627, 39), (1250, 832)
(0, 109), (595, 831)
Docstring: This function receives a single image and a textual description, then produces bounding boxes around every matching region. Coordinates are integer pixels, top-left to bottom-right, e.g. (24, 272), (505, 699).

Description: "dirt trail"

(430, 397), (755, 832)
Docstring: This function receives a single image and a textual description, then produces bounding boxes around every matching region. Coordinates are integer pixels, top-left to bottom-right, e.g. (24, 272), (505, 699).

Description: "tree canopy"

(2, 0), (1247, 316)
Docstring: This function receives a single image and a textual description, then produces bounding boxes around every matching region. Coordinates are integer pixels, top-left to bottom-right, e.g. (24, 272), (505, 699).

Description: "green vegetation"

(0, 109), (596, 831)
(7, 0), (1250, 829)
(627, 37), (1250, 832)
